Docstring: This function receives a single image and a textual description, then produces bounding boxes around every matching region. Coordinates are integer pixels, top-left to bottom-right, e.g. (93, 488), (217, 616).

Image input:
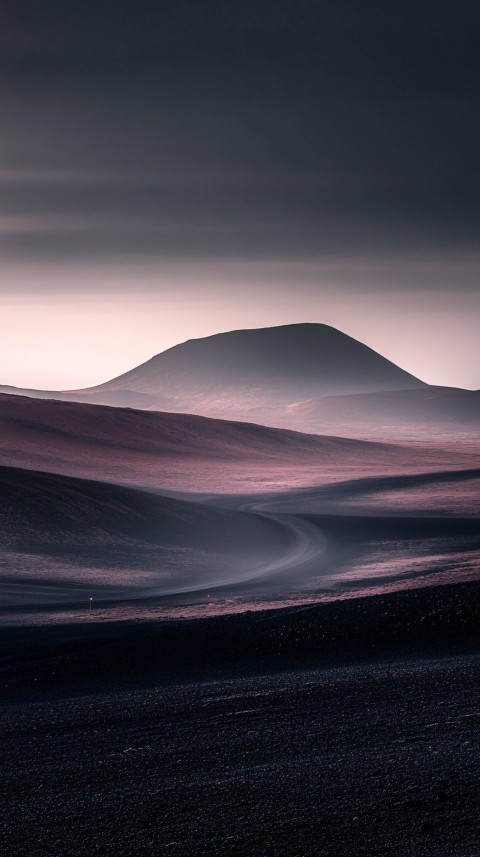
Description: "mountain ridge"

(2, 323), (477, 438)
(81, 323), (427, 397)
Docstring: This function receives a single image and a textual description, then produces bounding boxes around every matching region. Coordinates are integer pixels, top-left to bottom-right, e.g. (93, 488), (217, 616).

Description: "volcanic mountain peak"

(86, 323), (426, 398)
(8, 324), (474, 439)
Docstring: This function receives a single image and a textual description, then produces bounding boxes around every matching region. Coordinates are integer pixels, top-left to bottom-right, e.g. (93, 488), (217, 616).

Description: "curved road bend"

(155, 502), (326, 598)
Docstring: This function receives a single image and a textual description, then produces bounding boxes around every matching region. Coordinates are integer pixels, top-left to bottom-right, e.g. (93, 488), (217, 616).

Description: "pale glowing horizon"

(2, 3), (479, 394)
(1, 258), (479, 392)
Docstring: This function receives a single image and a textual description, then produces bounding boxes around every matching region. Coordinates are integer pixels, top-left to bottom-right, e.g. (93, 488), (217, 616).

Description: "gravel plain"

(2, 656), (479, 856)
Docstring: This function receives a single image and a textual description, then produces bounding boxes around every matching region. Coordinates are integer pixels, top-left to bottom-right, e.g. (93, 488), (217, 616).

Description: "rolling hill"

(0, 392), (476, 493)
(255, 386), (480, 440)
(0, 465), (287, 608)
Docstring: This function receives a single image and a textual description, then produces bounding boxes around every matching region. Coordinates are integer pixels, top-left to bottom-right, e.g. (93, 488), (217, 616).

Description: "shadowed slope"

(0, 465), (287, 608)
(3, 462), (480, 619)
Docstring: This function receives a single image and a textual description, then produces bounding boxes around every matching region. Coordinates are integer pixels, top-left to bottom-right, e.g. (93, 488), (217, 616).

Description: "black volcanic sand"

(1, 657), (479, 857)
(1, 582), (479, 701)
(1, 584), (479, 856)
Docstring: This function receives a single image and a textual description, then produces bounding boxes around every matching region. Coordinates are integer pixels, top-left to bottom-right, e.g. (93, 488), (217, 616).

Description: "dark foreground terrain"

(1, 583), (480, 856)
(1, 655), (479, 857)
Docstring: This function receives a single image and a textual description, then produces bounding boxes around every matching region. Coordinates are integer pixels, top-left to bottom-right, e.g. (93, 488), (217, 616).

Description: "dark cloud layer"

(1, 0), (479, 274)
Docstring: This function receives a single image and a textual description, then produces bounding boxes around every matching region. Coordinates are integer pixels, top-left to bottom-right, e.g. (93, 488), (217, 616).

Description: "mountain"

(1, 392), (472, 494)
(0, 323), (426, 412)
(2, 323), (477, 438)
(80, 323), (427, 409)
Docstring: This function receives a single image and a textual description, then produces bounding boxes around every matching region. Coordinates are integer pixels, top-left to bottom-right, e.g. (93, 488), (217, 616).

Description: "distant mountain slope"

(83, 323), (426, 404)
(267, 386), (480, 440)
(0, 324), (426, 415)
(0, 384), (156, 409)
(0, 392), (472, 493)
(1, 324), (477, 438)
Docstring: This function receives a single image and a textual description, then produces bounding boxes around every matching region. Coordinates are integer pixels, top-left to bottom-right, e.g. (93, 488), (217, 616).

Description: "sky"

(1, 0), (479, 390)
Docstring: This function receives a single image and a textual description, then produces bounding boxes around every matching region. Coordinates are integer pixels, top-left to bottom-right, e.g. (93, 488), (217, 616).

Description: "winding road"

(155, 502), (327, 597)
(156, 465), (480, 599)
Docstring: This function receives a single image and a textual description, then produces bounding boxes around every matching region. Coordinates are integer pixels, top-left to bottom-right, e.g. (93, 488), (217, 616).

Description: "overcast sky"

(1, 1), (479, 389)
